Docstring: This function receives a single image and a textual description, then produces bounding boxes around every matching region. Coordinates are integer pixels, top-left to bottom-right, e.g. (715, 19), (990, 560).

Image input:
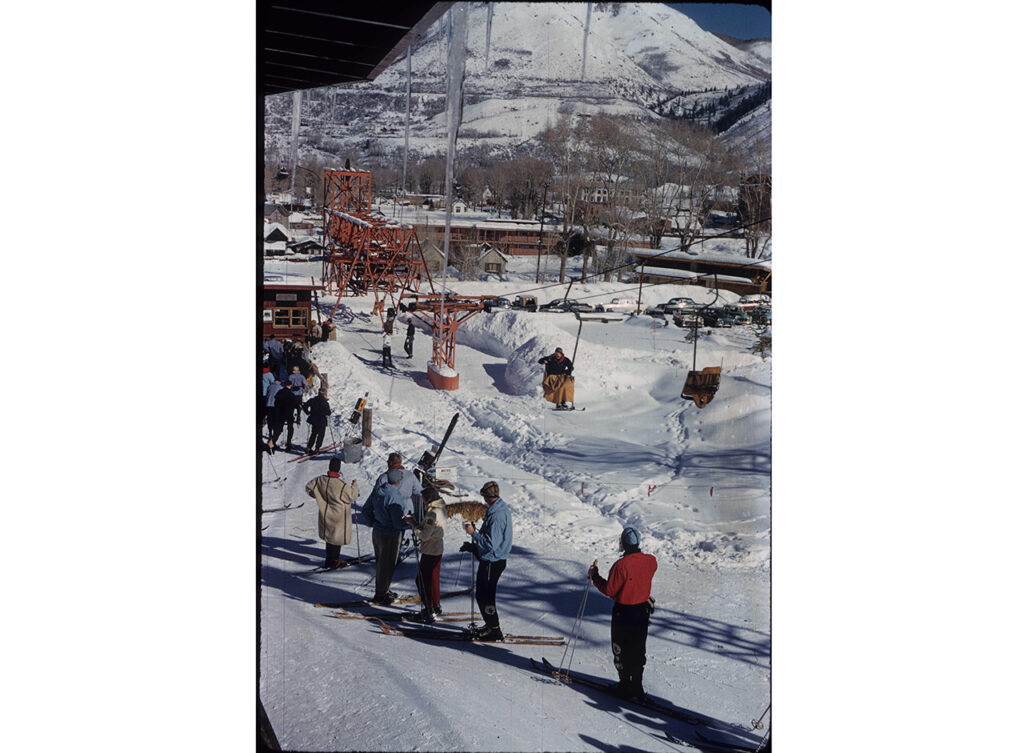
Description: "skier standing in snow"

(404, 492), (447, 622)
(375, 453), (423, 520)
(362, 468), (411, 605)
(302, 388), (332, 454)
(288, 365), (308, 423)
(306, 457), (359, 570)
(538, 347), (575, 410)
(260, 364), (275, 427)
(404, 321), (415, 358)
(264, 334), (285, 377)
(460, 481), (512, 642)
(588, 527), (658, 701)
(265, 378), (285, 444)
(272, 384), (301, 452)
(382, 331), (394, 369)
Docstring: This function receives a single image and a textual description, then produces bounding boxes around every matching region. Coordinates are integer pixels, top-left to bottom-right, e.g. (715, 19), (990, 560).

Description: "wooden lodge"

(262, 282), (325, 341)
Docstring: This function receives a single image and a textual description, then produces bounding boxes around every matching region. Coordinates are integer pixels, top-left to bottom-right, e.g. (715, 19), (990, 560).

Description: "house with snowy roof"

(264, 222), (292, 256)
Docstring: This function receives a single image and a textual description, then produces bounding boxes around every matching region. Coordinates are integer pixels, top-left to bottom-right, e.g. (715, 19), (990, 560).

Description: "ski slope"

(260, 255), (771, 751)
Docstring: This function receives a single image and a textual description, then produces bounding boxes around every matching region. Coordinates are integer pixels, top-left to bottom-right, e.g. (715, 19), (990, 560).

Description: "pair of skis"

(372, 620), (565, 646)
(313, 587), (472, 609)
(263, 501), (304, 514)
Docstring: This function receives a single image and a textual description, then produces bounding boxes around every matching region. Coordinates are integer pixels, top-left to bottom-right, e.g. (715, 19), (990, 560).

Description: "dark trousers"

(308, 423), (326, 452)
(416, 553), (443, 610)
(325, 542), (341, 567)
(382, 345), (393, 368)
(404, 337), (413, 357)
(372, 530), (402, 599)
(475, 559), (506, 628)
(611, 601), (652, 693)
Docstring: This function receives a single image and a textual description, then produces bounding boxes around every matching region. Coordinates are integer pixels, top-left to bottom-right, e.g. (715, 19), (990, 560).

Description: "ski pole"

(752, 703), (770, 730)
(557, 560), (595, 679)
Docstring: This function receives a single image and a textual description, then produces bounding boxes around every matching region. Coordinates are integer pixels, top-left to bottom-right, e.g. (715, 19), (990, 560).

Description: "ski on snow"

(529, 658), (711, 728)
(263, 501), (304, 514)
(314, 587), (472, 609)
(552, 406), (585, 411)
(372, 620), (566, 646)
(304, 554), (375, 574)
(329, 607), (473, 624)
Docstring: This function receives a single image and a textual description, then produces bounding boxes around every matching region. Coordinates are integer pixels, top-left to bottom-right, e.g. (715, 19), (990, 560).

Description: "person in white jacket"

(405, 495), (447, 622)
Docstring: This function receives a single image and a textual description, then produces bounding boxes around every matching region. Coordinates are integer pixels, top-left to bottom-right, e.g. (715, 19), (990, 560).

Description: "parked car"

(699, 307), (735, 327)
(597, 297), (638, 313)
(667, 297), (698, 308)
(644, 303), (668, 318)
(673, 311), (705, 328)
(512, 295), (538, 312)
(540, 298), (594, 313)
(482, 297), (512, 312)
(750, 305), (772, 325)
(722, 304), (752, 325)
(737, 293), (771, 311)
(566, 299), (595, 313)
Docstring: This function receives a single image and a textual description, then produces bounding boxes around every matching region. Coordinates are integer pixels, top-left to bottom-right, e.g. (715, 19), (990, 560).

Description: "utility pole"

(535, 182), (548, 284)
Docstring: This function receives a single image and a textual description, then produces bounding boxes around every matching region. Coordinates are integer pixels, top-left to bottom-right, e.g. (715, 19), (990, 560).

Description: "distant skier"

(538, 347), (575, 410)
(264, 334), (285, 377)
(306, 457), (359, 570)
(309, 321), (322, 346)
(272, 385), (301, 452)
(288, 365), (308, 423)
(460, 481), (512, 642)
(301, 388), (332, 454)
(404, 321), (415, 358)
(382, 331), (394, 369)
(588, 527), (658, 702)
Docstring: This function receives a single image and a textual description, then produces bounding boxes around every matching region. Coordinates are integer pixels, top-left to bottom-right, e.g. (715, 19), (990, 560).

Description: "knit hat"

(480, 481), (500, 499)
(387, 468), (404, 484)
(620, 526), (641, 550)
(328, 458), (341, 473)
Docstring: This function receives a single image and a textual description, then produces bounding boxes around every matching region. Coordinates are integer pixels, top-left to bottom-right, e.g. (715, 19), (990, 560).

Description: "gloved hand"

(459, 541), (477, 554)
(587, 563), (598, 580)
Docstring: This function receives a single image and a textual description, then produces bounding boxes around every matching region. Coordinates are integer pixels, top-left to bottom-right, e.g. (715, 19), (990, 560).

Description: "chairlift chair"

(681, 366), (722, 408)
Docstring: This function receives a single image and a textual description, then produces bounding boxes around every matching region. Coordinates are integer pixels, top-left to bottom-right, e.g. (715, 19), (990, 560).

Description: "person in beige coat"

(403, 495), (447, 622)
(306, 457), (359, 569)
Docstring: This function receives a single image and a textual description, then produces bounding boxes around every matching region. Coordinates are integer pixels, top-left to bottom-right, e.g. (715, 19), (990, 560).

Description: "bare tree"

(739, 148), (771, 259)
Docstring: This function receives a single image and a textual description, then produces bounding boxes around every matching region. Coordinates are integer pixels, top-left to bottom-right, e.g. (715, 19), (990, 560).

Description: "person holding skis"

(538, 347), (575, 410)
(587, 527), (658, 701)
(404, 488), (447, 622)
(460, 481), (512, 642)
(306, 457), (359, 569)
(302, 388), (332, 454)
(362, 468), (411, 605)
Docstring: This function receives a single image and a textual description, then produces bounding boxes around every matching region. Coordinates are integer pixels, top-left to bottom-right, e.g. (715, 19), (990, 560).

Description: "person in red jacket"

(588, 526), (658, 701)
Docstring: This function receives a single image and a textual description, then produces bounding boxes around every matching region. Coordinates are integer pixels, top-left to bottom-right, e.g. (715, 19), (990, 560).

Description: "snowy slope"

(259, 255), (771, 750)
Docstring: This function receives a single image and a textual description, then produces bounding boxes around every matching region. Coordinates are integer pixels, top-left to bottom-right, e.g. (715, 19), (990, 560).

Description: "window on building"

(485, 263), (501, 273)
(273, 307), (308, 328)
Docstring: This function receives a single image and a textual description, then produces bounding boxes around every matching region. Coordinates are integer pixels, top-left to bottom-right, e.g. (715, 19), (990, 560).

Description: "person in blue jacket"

(460, 480), (512, 641)
(362, 468), (411, 605)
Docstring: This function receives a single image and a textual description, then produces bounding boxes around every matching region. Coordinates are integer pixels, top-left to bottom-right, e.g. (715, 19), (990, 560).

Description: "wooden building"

(262, 282), (324, 341)
(628, 247), (771, 296)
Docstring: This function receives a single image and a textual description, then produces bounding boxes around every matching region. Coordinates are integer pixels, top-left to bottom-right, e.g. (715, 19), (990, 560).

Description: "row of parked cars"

(480, 292), (771, 327)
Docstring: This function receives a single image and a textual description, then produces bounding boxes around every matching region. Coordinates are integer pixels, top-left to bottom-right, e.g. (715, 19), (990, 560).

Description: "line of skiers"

(303, 454), (656, 691)
(261, 334), (331, 453)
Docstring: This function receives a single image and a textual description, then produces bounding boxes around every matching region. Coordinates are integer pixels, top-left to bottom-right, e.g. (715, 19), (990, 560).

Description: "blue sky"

(667, 3), (771, 40)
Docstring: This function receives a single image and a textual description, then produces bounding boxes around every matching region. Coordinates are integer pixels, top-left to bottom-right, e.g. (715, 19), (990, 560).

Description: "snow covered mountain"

(263, 2), (771, 163)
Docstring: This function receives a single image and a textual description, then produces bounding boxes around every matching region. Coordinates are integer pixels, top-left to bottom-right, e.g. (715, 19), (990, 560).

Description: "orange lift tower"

(321, 169), (431, 325)
(403, 293), (489, 390)
(321, 168), (486, 390)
